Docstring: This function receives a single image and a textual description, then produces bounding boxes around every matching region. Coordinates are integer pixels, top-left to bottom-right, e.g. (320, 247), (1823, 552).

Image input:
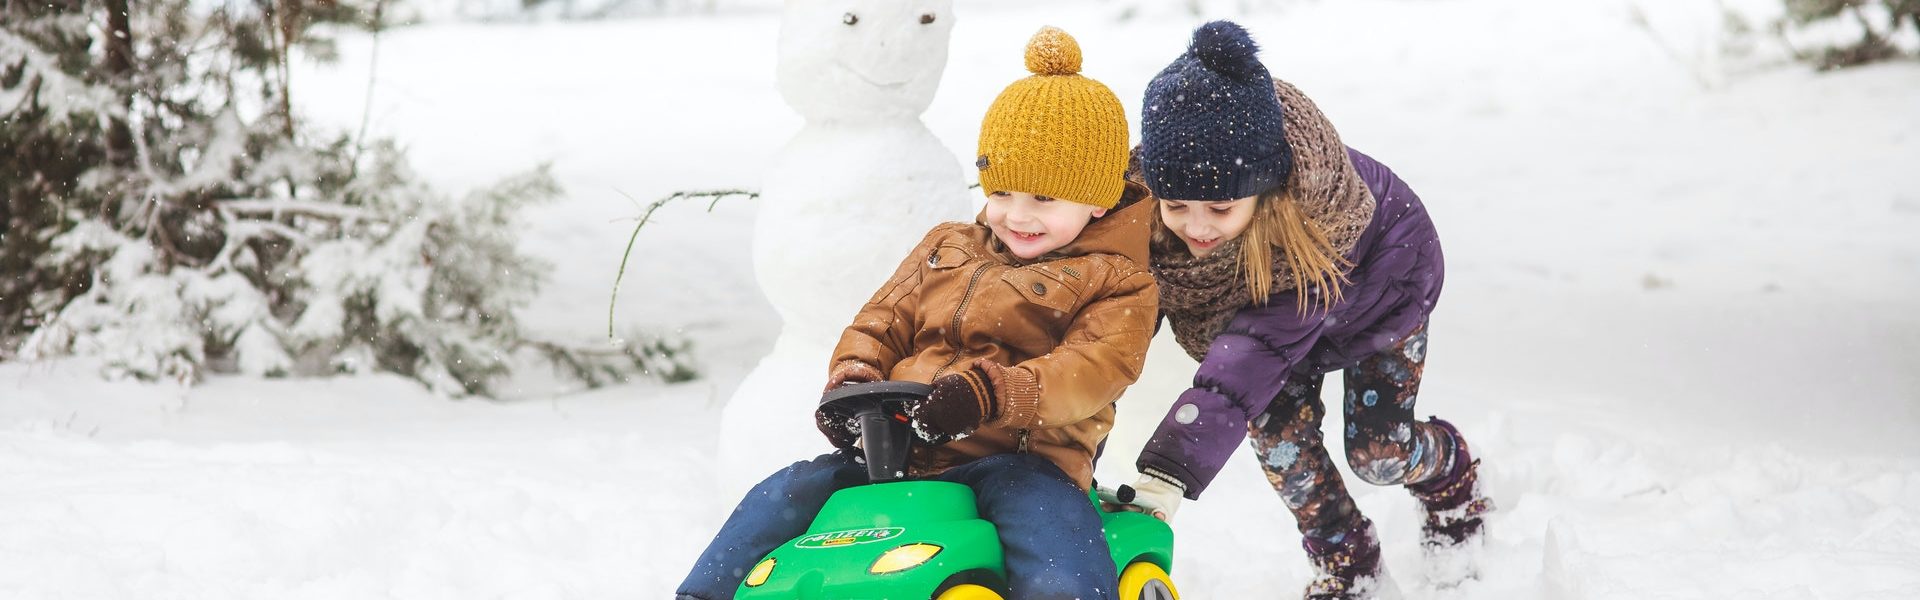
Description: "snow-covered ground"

(5, 0), (1920, 598)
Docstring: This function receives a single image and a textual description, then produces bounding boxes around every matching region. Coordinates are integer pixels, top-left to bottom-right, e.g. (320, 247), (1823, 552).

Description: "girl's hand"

(1099, 474), (1186, 522)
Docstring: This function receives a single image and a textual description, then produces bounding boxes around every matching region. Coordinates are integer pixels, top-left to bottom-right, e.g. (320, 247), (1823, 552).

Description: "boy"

(677, 27), (1156, 600)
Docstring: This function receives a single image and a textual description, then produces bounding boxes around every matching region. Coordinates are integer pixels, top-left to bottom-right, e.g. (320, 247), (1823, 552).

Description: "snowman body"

(719, 0), (971, 492)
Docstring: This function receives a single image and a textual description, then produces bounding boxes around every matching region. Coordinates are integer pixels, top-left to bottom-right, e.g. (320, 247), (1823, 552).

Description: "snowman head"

(777, 0), (954, 122)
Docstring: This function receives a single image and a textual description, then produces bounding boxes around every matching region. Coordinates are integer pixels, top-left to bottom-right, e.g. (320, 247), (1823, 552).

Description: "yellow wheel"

(934, 583), (1005, 600)
(1119, 562), (1179, 600)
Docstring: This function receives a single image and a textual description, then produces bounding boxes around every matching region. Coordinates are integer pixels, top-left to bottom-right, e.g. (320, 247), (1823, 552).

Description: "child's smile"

(1186, 235), (1223, 252)
(1006, 227), (1048, 244)
(985, 191), (1108, 259)
(1159, 196), (1255, 258)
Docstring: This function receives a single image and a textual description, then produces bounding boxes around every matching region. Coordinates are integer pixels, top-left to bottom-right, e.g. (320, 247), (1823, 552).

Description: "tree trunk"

(275, 0), (299, 143)
(103, 0), (136, 169)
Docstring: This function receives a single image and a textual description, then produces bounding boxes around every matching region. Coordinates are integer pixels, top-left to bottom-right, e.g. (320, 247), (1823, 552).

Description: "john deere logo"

(794, 527), (905, 549)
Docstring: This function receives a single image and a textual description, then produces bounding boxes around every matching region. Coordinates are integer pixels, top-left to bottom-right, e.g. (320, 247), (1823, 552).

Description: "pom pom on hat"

(1024, 26), (1083, 76)
(1190, 20), (1262, 80)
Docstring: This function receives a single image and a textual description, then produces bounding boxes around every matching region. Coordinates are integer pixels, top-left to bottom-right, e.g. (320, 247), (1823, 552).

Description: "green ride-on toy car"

(734, 381), (1180, 600)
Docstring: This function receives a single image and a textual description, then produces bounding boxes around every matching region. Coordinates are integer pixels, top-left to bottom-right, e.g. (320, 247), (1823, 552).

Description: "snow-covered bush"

(1, 0), (694, 396)
(1781, 0), (1920, 68)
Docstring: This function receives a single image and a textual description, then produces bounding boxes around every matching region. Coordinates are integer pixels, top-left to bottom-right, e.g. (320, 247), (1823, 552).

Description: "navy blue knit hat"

(1138, 20), (1292, 201)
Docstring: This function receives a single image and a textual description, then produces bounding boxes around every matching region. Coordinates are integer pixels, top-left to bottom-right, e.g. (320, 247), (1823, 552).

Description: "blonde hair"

(1154, 187), (1351, 313)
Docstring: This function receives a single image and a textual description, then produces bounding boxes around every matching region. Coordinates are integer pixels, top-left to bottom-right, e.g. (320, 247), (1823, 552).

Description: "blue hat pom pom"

(1190, 20), (1264, 80)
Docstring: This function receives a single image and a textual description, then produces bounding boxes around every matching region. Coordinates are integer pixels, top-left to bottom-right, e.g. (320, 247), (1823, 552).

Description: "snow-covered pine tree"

(2, 0), (694, 396)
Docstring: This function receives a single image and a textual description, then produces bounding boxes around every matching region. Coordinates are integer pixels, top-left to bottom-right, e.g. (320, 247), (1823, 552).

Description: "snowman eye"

(919, 13), (935, 24)
(842, 12), (858, 25)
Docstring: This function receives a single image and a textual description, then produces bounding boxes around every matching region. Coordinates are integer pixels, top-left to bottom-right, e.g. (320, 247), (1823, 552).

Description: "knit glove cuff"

(1120, 470), (1188, 522)
(978, 359), (1041, 430)
(913, 363), (1003, 445)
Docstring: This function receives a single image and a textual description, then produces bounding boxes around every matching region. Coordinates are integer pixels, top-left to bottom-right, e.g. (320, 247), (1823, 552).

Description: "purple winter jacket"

(1137, 147), (1444, 499)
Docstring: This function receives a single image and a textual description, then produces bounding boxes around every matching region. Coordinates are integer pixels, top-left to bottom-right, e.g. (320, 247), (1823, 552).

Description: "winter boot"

(1301, 519), (1402, 600)
(1406, 417), (1493, 586)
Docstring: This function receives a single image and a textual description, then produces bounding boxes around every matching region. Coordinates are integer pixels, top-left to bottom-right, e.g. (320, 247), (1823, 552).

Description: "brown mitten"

(910, 362), (1004, 445)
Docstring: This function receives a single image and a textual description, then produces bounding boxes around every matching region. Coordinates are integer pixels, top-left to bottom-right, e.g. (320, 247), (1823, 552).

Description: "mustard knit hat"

(976, 27), (1130, 210)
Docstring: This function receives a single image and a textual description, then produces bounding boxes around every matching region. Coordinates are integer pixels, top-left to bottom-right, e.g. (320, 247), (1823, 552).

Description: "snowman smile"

(834, 61), (911, 89)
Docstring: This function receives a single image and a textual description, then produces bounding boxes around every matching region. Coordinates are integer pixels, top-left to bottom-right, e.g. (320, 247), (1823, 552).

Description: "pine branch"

(219, 198), (374, 220)
(210, 212), (310, 269)
(1850, 2), (1884, 40)
(605, 188), (756, 339)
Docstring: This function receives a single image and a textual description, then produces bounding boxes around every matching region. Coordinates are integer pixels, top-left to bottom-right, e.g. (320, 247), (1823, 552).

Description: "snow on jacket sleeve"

(994, 263), (1158, 431)
(829, 229), (940, 377)
(1136, 296), (1329, 499)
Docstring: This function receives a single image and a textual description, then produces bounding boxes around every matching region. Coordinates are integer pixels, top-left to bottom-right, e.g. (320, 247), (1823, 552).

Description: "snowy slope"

(4, 0), (1918, 598)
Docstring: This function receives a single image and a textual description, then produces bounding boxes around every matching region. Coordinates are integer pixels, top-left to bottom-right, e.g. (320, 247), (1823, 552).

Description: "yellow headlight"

(869, 543), (943, 575)
(744, 558), (775, 587)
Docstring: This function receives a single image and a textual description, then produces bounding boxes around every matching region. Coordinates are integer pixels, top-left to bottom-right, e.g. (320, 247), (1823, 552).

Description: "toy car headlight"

(744, 557), (775, 587)
(869, 543), (943, 574)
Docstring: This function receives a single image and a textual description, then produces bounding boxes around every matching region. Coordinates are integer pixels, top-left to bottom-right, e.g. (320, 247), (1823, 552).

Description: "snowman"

(718, 0), (972, 494)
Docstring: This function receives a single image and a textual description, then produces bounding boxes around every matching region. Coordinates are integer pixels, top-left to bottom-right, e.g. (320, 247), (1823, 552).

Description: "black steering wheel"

(818, 381), (932, 483)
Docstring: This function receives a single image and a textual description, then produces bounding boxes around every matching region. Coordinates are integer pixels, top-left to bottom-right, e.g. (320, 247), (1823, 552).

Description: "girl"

(1111, 21), (1492, 599)
(677, 27), (1158, 600)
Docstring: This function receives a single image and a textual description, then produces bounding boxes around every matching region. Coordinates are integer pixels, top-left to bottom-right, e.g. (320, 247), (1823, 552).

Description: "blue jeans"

(677, 450), (1117, 600)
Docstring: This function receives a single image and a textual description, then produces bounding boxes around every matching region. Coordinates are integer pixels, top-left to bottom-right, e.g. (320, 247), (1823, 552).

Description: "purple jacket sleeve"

(1136, 298), (1328, 499)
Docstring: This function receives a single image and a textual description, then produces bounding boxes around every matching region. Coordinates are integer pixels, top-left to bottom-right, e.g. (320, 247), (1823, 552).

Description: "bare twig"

(1627, 2), (1719, 90)
(606, 188), (756, 339)
(352, 0), (388, 175)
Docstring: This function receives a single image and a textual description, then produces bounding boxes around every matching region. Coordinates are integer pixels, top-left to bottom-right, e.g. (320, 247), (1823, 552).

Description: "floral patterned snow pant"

(1247, 321), (1457, 541)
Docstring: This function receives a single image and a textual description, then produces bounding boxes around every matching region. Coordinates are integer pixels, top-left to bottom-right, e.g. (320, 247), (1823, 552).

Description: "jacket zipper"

(932, 263), (991, 379)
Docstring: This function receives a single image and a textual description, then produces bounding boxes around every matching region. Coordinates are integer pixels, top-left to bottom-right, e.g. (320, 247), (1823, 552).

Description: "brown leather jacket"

(828, 191), (1159, 490)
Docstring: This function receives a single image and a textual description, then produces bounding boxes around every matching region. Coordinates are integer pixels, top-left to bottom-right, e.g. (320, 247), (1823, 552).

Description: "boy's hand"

(824, 360), (884, 393)
(814, 405), (858, 449)
(910, 361), (1005, 445)
(816, 361), (883, 448)
(1101, 472), (1186, 522)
